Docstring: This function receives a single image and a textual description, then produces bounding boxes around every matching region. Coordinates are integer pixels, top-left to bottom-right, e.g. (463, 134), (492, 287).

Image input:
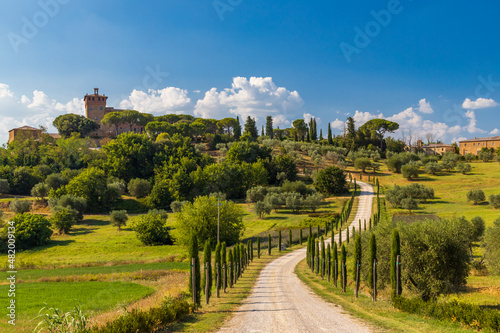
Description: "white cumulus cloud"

(119, 87), (192, 114)
(462, 97), (498, 109)
(490, 128), (499, 135)
(417, 98), (434, 114)
(194, 77), (304, 123)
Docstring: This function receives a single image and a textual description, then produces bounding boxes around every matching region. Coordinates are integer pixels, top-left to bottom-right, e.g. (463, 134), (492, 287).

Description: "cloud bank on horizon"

(0, 78), (498, 145)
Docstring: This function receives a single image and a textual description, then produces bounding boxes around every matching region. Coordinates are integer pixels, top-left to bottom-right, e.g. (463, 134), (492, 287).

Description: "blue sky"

(0, 0), (499, 144)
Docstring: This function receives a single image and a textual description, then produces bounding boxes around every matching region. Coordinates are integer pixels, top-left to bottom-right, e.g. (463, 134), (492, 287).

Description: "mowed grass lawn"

(6, 215), (187, 269)
(0, 281), (154, 332)
(370, 161), (500, 227)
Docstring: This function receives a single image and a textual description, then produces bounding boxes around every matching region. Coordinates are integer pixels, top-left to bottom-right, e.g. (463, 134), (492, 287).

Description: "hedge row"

(394, 296), (500, 331)
(91, 296), (190, 333)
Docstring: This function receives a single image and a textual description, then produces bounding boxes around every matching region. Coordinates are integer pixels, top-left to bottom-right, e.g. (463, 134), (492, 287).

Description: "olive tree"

(467, 189), (486, 205)
(314, 166), (347, 196)
(110, 210), (128, 229)
(485, 217), (500, 275)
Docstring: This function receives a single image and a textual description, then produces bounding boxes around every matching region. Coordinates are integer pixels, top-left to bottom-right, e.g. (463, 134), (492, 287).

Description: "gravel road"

(218, 181), (375, 333)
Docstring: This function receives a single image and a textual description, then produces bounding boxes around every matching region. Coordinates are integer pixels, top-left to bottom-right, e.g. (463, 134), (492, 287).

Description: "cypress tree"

(268, 234), (272, 255)
(265, 116), (274, 139)
(241, 243), (246, 270)
(369, 218), (372, 230)
(364, 219), (367, 231)
(234, 244), (239, 280)
(309, 225), (312, 238)
(294, 130), (298, 141)
(321, 236), (326, 277)
(311, 236), (316, 272)
(333, 241), (338, 286)
(358, 219), (361, 233)
(306, 235), (311, 266)
(300, 229), (303, 245)
(289, 229), (292, 247)
(257, 237), (260, 259)
(234, 116), (241, 140)
(326, 243), (331, 281)
(228, 248), (233, 287)
(202, 240), (212, 300)
(189, 234), (201, 306)
(306, 131), (310, 142)
(221, 242), (227, 289)
(261, 125), (264, 137)
(250, 240), (254, 261)
(324, 221), (328, 236)
(368, 233), (377, 291)
(317, 225), (321, 237)
(247, 241), (251, 264)
(339, 227), (342, 244)
(341, 244), (347, 292)
(279, 230), (282, 251)
(391, 229), (402, 298)
(328, 123), (333, 145)
(215, 242), (221, 291)
(353, 234), (361, 280)
(346, 226), (349, 244)
(319, 128), (323, 141)
(315, 238), (320, 275)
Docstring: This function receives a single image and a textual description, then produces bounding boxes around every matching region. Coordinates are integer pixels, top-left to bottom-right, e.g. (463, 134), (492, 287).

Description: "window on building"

(95, 117), (98, 121)
(99, 107), (103, 111)
(90, 107), (93, 111)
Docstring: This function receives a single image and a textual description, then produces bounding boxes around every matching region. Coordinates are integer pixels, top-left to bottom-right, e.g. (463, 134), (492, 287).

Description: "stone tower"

(84, 88), (108, 124)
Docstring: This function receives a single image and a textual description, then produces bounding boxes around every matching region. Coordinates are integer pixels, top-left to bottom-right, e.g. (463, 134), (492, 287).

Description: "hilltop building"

(459, 136), (500, 155)
(406, 140), (456, 155)
(84, 88), (144, 138)
(8, 126), (60, 144)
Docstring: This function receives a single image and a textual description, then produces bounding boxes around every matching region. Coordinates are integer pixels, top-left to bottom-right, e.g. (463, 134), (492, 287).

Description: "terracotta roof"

(459, 136), (500, 143)
(9, 125), (40, 132)
(422, 143), (454, 148)
(48, 133), (61, 139)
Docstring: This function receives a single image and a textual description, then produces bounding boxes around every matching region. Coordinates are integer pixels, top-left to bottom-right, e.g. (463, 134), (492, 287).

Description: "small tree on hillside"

(391, 229), (401, 298)
(50, 207), (77, 234)
(424, 162), (441, 175)
(401, 163), (419, 180)
(110, 210), (128, 229)
(485, 217), (500, 275)
(467, 189), (486, 205)
(254, 201), (272, 218)
(10, 199), (31, 214)
(314, 166), (347, 196)
(471, 216), (485, 242)
(456, 162), (472, 175)
(401, 197), (418, 213)
(489, 194), (500, 209)
(354, 158), (372, 173)
(128, 178), (151, 198)
(0, 179), (11, 197)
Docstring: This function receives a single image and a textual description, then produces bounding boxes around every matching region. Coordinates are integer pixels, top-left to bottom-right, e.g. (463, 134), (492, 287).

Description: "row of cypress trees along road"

(306, 179), (403, 301)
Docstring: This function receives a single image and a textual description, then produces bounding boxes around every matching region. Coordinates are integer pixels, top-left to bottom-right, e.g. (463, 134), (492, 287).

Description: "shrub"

(424, 162), (441, 175)
(385, 184), (434, 208)
(354, 157), (372, 173)
(456, 162), (471, 174)
(246, 186), (268, 203)
(170, 200), (188, 213)
(132, 210), (172, 246)
(10, 199), (31, 214)
(91, 296), (190, 333)
(0, 179), (11, 196)
(400, 217), (471, 300)
(110, 210), (128, 229)
(401, 197), (418, 213)
(465, 153), (475, 162)
(489, 194), (500, 209)
(478, 149), (493, 162)
(1, 213), (52, 250)
(148, 180), (172, 209)
(467, 189), (485, 205)
(65, 167), (108, 211)
(281, 180), (308, 196)
(394, 296), (500, 332)
(105, 183), (123, 203)
(470, 216), (485, 242)
(49, 195), (87, 221)
(386, 153), (411, 173)
(45, 173), (68, 190)
(284, 192), (304, 213)
(303, 193), (323, 212)
(401, 163), (419, 180)
(175, 196), (244, 248)
(314, 166), (347, 196)
(485, 217), (500, 275)
(254, 201), (271, 218)
(51, 207), (77, 234)
(128, 178), (152, 198)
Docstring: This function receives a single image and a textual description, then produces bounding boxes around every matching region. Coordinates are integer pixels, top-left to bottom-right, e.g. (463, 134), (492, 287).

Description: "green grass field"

(374, 161), (500, 227)
(0, 281), (154, 332)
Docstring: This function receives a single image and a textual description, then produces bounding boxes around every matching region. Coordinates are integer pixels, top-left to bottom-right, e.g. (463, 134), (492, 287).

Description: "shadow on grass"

(22, 239), (76, 253)
(81, 219), (109, 226)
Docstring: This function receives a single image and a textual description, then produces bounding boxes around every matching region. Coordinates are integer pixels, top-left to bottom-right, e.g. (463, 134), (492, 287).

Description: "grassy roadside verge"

(163, 246), (303, 333)
(295, 259), (478, 333)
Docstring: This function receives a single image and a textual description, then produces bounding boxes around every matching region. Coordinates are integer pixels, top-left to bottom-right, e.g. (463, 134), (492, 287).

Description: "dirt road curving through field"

(218, 181), (375, 333)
